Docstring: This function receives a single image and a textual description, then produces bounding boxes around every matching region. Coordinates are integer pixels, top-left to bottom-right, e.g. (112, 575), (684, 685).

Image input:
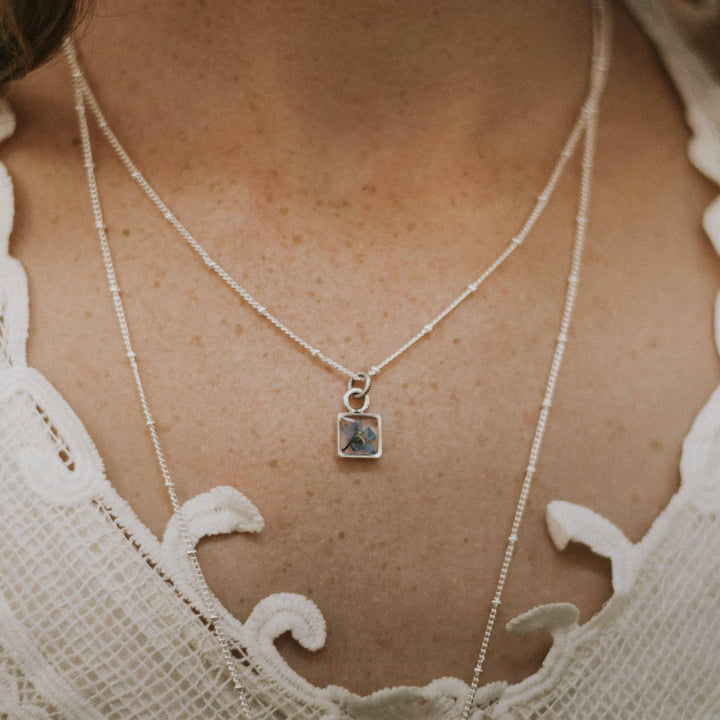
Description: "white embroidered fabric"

(1, 2), (720, 718)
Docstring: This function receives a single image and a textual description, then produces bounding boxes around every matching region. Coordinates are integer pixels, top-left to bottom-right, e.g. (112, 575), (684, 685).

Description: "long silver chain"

(461, 1), (611, 714)
(66, 0), (610, 716)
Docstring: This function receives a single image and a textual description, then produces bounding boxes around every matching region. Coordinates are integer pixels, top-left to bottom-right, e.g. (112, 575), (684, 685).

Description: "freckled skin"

(3, 0), (720, 697)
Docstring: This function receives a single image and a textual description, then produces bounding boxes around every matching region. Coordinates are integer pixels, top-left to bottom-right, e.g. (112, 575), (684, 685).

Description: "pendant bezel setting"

(337, 412), (382, 459)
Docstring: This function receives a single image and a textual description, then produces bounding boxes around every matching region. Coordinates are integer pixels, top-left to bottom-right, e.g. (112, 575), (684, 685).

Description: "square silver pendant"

(337, 413), (382, 458)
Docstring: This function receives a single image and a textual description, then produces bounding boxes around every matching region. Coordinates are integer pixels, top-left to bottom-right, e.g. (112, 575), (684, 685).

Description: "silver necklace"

(66, 1), (610, 715)
(69, 15), (594, 460)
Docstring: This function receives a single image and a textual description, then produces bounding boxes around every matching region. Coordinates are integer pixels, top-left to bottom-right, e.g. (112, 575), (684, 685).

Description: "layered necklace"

(66, 0), (611, 716)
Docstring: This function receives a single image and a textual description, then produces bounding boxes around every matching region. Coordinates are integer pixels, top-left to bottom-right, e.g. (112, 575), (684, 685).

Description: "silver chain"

(66, 0), (610, 715)
(461, 1), (611, 715)
(69, 45), (588, 383)
(67, 48), (257, 720)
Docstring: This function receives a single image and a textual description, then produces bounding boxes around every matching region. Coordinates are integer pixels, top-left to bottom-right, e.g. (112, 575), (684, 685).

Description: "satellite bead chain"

(461, 0), (610, 715)
(69, 58), (256, 720)
(66, 46), (587, 385)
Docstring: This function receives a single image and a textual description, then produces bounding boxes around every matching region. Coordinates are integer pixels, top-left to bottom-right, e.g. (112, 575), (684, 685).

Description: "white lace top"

(1, 2), (720, 718)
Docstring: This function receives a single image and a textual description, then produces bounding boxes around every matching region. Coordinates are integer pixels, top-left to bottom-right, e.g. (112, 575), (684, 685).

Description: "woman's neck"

(76, 0), (594, 204)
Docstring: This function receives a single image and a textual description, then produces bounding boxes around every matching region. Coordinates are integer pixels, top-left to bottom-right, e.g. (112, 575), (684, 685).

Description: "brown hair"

(0, 0), (89, 83)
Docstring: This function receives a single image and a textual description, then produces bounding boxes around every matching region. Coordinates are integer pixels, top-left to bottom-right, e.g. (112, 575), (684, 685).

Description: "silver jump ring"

(348, 372), (372, 398)
(343, 387), (370, 413)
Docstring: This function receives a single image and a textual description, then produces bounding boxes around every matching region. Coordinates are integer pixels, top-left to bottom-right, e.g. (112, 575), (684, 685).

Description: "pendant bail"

(338, 371), (382, 458)
(343, 372), (372, 413)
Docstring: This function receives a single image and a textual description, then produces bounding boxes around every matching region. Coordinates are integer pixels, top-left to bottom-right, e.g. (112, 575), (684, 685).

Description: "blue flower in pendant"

(340, 419), (377, 454)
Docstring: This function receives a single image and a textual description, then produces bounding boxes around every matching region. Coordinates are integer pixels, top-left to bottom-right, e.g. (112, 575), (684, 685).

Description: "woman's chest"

(13, 184), (720, 694)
